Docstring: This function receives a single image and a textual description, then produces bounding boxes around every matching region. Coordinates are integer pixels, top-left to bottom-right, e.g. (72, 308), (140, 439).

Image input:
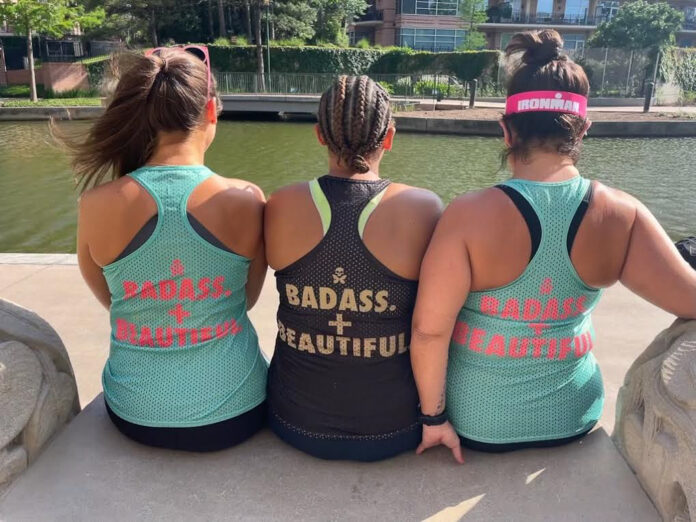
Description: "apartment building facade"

(349, 0), (696, 51)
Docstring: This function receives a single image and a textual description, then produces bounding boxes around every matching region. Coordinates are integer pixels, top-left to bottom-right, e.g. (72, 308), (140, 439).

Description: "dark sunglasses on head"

(144, 45), (211, 100)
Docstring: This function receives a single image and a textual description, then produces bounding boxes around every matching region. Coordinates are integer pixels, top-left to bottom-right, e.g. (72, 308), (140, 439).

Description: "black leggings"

(105, 400), (266, 452)
(268, 409), (421, 462)
(459, 425), (594, 453)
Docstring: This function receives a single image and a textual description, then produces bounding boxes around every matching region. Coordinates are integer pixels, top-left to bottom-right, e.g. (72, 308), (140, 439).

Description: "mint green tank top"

(102, 165), (267, 428)
(448, 176), (604, 443)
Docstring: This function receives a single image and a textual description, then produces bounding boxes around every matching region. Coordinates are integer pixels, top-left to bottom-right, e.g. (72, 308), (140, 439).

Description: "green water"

(0, 120), (694, 253)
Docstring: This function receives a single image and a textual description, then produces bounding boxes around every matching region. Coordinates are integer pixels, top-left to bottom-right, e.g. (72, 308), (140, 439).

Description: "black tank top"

(267, 175), (420, 436)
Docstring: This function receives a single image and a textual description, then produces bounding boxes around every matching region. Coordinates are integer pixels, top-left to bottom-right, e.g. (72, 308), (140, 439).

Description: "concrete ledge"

(0, 396), (659, 521)
(0, 254), (77, 265)
(0, 106), (103, 121)
(395, 116), (696, 138)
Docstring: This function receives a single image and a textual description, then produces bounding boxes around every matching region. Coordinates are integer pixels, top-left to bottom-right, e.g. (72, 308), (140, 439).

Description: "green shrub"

(85, 57), (110, 90)
(270, 38), (306, 47)
(661, 47), (696, 92)
(0, 85), (32, 98)
(377, 80), (394, 95)
(355, 38), (372, 49)
(413, 79), (465, 98)
(213, 36), (232, 47)
(44, 88), (100, 99)
(207, 45), (499, 82)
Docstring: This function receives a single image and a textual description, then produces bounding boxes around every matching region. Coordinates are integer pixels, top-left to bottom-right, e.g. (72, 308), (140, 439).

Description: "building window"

(563, 0), (589, 22)
(595, 1), (619, 22)
(399, 28), (467, 51)
(398, 0), (460, 16)
(536, 0), (553, 18)
(500, 32), (514, 49)
(561, 33), (585, 54)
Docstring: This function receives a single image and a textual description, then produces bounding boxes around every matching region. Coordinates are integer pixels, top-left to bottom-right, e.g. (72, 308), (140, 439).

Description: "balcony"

(354, 7), (384, 26)
(483, 7), (607, 26)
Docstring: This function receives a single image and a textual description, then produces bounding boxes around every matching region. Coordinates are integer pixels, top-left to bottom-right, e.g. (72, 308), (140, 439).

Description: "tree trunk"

(27, 29), (37, 102)
(254, 1), (265, 92)
(245, 1), (253, 42)
(207, 0), (215, 41)
(270, 2), (275, 40)
(217, 0), (226, 38)
(150, 8), (159, 47)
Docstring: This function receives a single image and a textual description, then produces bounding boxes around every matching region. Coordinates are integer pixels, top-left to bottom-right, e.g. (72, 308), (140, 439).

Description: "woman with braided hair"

(264, 75), (443, 461)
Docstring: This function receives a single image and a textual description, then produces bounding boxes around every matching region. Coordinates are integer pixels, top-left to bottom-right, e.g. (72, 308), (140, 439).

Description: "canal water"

(0, 120), (694, 253)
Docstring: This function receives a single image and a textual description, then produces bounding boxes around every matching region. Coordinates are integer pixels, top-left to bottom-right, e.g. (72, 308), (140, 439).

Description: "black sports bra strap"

(566, 181), (595, 255)
(495, 184), (542, 262)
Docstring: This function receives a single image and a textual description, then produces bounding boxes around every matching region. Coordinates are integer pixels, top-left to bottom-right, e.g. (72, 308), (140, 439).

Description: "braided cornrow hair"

(317, 75), (393, 174)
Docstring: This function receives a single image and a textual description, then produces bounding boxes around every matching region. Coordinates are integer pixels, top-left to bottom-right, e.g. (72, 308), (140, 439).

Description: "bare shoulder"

(78, 176), (140, 214)
(385, 182), (443, 220)
(207, 174), (266, 203)
(590, 181), (639, 224)
(445, 186), (504, 220)
(265, 181), (312, 215)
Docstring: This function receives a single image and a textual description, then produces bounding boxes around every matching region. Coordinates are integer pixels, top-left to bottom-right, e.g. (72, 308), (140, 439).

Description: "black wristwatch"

(418, 409), (448, 426)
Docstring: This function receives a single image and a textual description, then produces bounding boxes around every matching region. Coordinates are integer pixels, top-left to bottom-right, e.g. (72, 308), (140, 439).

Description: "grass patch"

(0, 85), (34, 98)
(1, 98), (102, 107)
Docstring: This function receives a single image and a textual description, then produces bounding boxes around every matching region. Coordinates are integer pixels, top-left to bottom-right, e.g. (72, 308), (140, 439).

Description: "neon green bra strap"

(358, 186), (388, 239)
(309, 179), (388, 238)
(309, 179), (331, 235)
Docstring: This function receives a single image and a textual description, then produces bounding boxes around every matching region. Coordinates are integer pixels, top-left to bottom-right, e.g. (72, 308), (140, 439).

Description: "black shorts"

(268, 409), (420, 462)
(105, 399), (266, 452)
(459, 425), (595, 453)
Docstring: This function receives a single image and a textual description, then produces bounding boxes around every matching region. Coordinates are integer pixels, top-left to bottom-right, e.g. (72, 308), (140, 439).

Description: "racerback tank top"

(448, 176), (604, 443)
(268, 175), (420, 436)
(102, 165), (267, 428)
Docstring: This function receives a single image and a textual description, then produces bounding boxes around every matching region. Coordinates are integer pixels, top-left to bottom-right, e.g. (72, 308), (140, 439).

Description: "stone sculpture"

(614, 319), (696, 522)
(0, 299), (80, 492)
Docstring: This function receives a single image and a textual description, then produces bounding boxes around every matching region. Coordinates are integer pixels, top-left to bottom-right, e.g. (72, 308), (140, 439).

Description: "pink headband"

(505, 91), (587, 117)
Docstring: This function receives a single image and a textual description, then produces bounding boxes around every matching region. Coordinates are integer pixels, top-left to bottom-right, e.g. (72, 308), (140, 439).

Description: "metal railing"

(485, 9), (607, 25)
(215, 71), (471, 100)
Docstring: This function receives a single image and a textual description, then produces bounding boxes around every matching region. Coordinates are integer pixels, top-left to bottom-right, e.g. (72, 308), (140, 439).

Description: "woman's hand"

(416, 422), (464, 464)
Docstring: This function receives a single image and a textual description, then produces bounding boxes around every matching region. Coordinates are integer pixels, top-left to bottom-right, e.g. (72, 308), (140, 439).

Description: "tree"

(254, 0), (264, 91)
(0, 0), (104, 102)
(272, 0), (316, 41)
(588, 0), (684, 50)
(459, 0), (487, 50)
(312, 0), (367, 45)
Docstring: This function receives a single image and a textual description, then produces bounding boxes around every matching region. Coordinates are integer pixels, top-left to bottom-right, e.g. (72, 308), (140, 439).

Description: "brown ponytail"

(503, 30), (590, 163)
(317, 75), (392, 174)
(54, 49), (218, 193)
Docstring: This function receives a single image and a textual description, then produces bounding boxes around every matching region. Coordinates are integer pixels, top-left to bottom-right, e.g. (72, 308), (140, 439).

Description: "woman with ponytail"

(410, 30), (696, 460)
(264, 75), (443, 461)
(60, 48), (268, 451)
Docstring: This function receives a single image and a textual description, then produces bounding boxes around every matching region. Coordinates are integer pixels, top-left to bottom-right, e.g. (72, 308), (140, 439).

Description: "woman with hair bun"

(61, 47), (268, 451)
(410, 30), (696, 460)
(264, 75), (443, 461)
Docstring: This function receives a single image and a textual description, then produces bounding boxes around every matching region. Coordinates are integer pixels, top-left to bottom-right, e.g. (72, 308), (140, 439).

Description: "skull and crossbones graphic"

(332, 267), (347, 285)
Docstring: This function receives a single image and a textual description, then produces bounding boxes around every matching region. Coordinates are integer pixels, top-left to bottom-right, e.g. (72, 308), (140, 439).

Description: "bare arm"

(243, 184), (268, 310)
(245, 241), (267, 309)
(620, 197), (696, 319)
(77, 196), (111, 310)
(411, 201), (473, 463)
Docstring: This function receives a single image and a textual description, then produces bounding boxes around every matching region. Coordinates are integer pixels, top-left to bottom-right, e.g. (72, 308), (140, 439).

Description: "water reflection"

(0, 120), (693, 253)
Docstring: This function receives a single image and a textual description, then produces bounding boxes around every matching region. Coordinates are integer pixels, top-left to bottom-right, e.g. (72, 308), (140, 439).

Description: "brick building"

(348, 0), (696, 51)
